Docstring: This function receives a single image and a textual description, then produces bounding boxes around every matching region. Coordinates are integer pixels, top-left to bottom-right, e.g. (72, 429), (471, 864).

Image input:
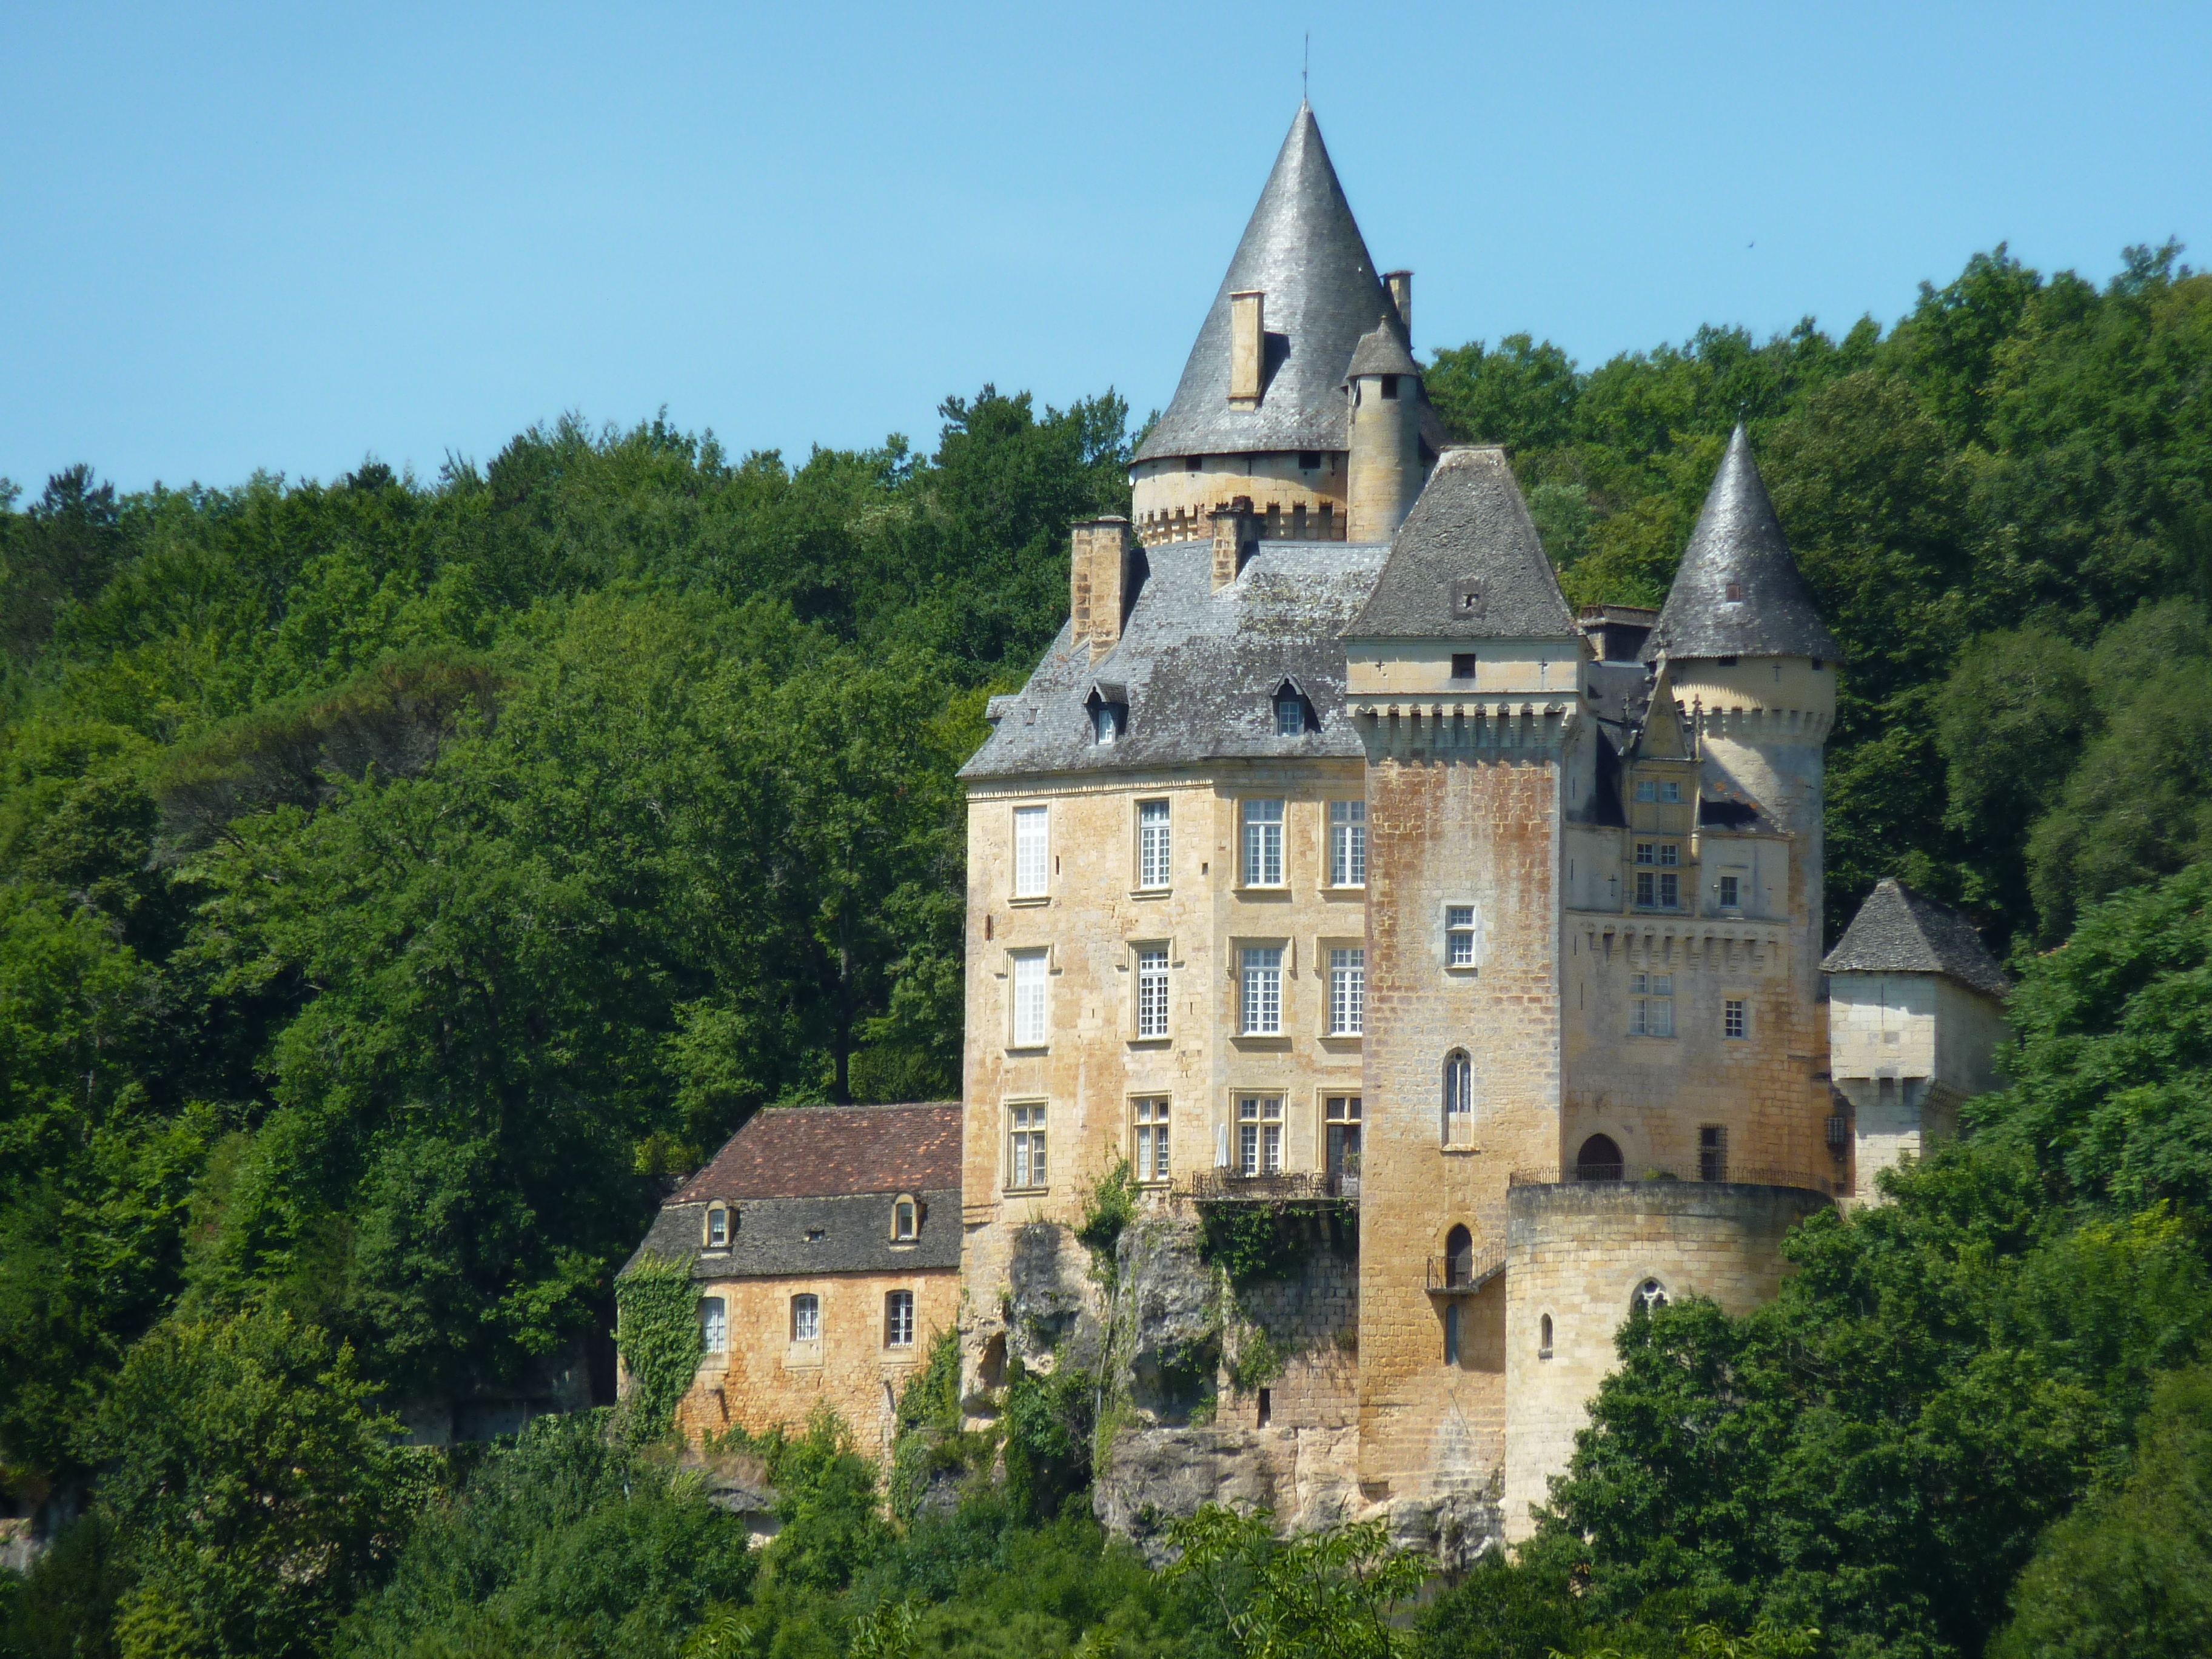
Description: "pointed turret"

(1127, 105), (1442, 548)
(1641, 425), (1841, 665)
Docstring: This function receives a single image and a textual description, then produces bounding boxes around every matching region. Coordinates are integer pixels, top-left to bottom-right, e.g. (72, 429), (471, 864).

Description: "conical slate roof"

(1343, 315), (1419, 382)
(1346, 447), (1578, 640)
(1134, 105), (1403, 463)
(1821, 879), (2010, 999)
(1641, 425), (1842, 663)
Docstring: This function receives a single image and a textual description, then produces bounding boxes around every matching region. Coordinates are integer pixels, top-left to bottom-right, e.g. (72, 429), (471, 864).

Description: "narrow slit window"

(1443, 1051), (1473, 1145)
(1539, 1313), (1553, 1358)
(706, 1206), (729, 1248)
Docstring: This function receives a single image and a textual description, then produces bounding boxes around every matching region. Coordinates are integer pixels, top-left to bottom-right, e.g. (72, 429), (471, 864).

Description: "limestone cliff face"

(979, 1206), (1501, 1567)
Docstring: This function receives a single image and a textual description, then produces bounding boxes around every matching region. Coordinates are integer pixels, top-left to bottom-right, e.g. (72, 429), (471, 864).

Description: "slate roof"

(1346, 447), (1580, 642)
(1343, 317), (1419, 381)
(628, 1192), (961, 1281)
(959, 536), (1391, 782)
(671, 1104), (962, 1204)
(1643, 426), (1842, 665)
(1822, 879), (2011, 999)
(1133, 104), (1443, 463)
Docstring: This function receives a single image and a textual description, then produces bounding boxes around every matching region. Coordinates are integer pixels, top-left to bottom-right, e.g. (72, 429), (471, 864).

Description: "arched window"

(705, 1205), (730, 1248)
(1444, 1224), (1475, 1288)
(1442, 1051), (1473, 1145)
(1538, 1313), (1554, 1358)
(1443, 1304), (1461, 1366)
(1633, 1278), (1668, 1314)
(891, 1195), (918, 1241)
(1575, 1134), (1623, 1182)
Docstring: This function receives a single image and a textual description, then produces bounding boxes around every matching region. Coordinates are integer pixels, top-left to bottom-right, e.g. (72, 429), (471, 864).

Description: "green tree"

(1163, 1506), (1425, 1659)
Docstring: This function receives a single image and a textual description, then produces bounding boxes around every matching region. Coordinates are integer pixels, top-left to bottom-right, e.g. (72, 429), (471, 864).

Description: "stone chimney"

(1212, 498), (1257, 592)
(1384, 271), (1412, 345)
(1070, 517), (1133, 659)
(1228, 291), (1265, 408)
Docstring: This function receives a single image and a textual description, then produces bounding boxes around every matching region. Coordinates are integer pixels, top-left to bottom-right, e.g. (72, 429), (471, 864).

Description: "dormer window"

(705, 1206), (731, 1248)
(891, 1195), (918, 1242)
(1725, 582), (1743, 602)
(1093, 702), (1120, 744)
(1275, 695), (1304, 736)
(1087, 683), (1128, 746)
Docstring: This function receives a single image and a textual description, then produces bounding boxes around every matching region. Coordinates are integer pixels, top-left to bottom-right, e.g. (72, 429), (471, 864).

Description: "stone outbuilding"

(1823, 879), (2011, 1202)
(622, 1102), (962, 1456)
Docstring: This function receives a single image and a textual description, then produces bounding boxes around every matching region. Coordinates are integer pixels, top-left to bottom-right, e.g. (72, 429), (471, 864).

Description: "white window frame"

(791, 1294), (821, 1344)
(1723, 997), (1748, 1041)
(1630, 971), (1675, 1037)
(700, 1296), (728, 1355)
(1275, 694), (1305, 736)
(1328, 947), (1365, 1036)
(885, 1289), (916, 1349)
(1013, 805), (1049, 899)
(1445, 903), (1480, 969)
(1241, 799), (1285, 887)
(1241, 946), (1284, 1035)
(1134, 944), (1170, 1039)
(891, 1195), (918, 1241)
(1237, 1094), (1284, 1176)
(1007, 1101), (1048, 1191)
(1010, 950), (1048, 1048)
(1329, 799), (1366, 886)
(1443, 1050), (1475, 1145)
(705, 1205), (730, 1248)
(1133, 1096), (1171, 1185)
(1138, 799), (1171, 890)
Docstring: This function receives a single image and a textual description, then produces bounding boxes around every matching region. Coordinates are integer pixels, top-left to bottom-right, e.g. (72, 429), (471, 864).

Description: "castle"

(634, 102), (2009, 1555)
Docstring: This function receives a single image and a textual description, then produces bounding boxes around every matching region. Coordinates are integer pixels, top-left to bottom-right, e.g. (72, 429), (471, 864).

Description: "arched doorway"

(1444, 1224), (1475, 1287)
(1575, 1134), (1624, 1181)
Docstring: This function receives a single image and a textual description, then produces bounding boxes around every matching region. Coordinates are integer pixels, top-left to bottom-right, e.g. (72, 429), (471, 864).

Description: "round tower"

(1343, 316), (1427, 542)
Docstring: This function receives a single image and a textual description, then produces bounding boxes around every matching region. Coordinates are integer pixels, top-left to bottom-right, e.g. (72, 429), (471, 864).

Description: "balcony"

(1176, 1169), (1360, 1204)
(1507, 1164), (1839, 1195)
(1425, 1252), (1504, 1295)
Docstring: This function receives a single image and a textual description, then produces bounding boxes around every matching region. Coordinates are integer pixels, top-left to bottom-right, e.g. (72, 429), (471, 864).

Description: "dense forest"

(2, 241), (2210, 1658)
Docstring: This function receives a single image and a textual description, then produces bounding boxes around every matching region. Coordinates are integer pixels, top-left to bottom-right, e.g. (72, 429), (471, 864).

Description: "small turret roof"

(1822, 879), (2011, 999)
(1346, 447), (1579, 641)
(1642, 425), (1842, 664)
(1134, 104), (1439, 463)
(1343, 316), (1419, 381)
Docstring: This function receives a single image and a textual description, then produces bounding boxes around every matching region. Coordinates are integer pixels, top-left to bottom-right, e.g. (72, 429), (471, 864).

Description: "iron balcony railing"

(1426, 1252), (1505, 1294)
(1175, 1169), (1361, 1203)
(1507, 1164), (1840, 1194)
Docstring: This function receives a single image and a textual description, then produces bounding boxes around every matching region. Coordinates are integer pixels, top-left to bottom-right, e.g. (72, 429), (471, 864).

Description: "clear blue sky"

(5, 1), (2207, 497)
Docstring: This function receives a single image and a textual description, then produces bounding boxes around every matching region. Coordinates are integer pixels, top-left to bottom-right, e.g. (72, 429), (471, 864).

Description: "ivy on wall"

(614, 1250), (703, 1441)
(1195, 1201), (1355, 1286)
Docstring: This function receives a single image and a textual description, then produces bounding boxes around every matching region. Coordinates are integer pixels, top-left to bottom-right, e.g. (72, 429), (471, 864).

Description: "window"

(1723, 997), (1747, 1040)
(1299, 451), (1322, 469)
(892, 1196), (918, 1241)
(1329, 948), (1365, 1035)
(1011, 951), (1048, 1047)
(700, 1296), (728, 1354)
(1138, 800), (1171, 889)
(1443, 1050), (1473, 1145)
(1724, 581), (1742, 602)
(1326, 1096), (1362, 1176)
(1013, 806), (1048, 897)
(1008, 1103), (1047, 1189)
(1450, 652), (1476, 680)
(1133, 1097), (1171, 1184)
(1634, 780), (1681, 803)
(1242, 800), (1284, 885)
(791, 1295), (820, 1342)
(1539, 1313), (1554, 1358)
(1444, 1304), (1460, 1365)
(1136, 947), (1170, 1039)
(1718, 873), (1741, 909)
(1380, 374), (1401, 400)
(1238, 1096), (1284, 1176)
(1446, 905), (1478, 967)
(1634, 1278), (1669, 1313)
(1241, 947), (1283, 1034)
(885, 1290), (915, 1349)
(1576, 1133), (1623, 1181)
(1275, 694), (1305, 736)
(1329, 800), (1366, 886)
(706, 1205), (730, 1248)
(1092, 702), (1119, 744)
(1630, 972), (1675, 1037)
(1633, 845), (1680, 910)
(1699, 1125), (1729, 1182)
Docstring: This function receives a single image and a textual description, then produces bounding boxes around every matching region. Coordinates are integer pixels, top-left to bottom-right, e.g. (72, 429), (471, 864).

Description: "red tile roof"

(672, 1103), (963, 1202)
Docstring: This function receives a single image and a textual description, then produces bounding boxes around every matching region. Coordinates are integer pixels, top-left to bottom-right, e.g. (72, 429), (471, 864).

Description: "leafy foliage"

(1162, 1506), (1425, 1659)
(615, 1252), (705, 1442)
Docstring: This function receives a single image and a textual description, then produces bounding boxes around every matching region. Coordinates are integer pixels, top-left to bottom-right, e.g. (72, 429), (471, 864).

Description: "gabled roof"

(1134, 104), (1422, 463)
(1642, 425), (1842, 664)
(1822, 879), (2011, 999)
(671, 1103), (962, 1203)
(1346, 447), (1579, 641)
